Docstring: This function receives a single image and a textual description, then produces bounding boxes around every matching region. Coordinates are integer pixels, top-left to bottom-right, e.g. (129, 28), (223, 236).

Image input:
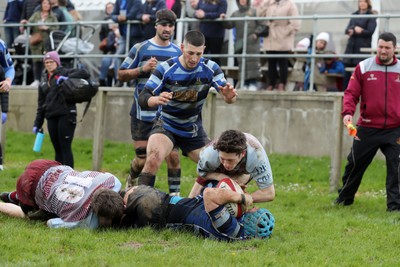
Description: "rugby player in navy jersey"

(118, 9), (182, 194)
(137, 30), (238, 187)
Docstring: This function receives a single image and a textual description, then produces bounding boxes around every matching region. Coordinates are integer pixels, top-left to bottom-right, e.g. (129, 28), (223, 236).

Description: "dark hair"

(213, 129), (247, 155)
(184, 31), (205, 46)
(58, 0), (67, 6)
(91, 188), (124, 220)
(156, 8), (177, 24)
(378, 32), (397, 47)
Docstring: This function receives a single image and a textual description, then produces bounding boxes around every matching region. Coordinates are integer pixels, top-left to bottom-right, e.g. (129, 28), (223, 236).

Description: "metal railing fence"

(2, 13), (400, 88)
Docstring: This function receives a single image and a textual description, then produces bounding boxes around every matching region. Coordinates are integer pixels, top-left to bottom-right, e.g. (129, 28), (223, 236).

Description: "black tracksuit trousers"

(338, 126), (400, 210)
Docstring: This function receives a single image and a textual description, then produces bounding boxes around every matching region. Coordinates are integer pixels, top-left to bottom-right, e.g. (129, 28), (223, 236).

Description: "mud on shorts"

(130, 115), (154, 141)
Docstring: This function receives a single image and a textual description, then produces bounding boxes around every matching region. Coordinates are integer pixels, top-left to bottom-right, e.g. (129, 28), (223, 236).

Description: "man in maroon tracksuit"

(335, 32), (400, 211)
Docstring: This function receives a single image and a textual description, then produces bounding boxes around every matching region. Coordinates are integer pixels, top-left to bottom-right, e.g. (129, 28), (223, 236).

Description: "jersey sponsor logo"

(173, 89), (198, 102)
(256, 174), (270, 184)
(55, 184), (84, 203)
(367, 74), (377, 81)
(254, 163), (268, 175)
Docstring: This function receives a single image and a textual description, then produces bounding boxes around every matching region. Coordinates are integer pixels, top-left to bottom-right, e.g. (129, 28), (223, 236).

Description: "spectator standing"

(98, 21), (120, 86)
(3, 0), (25, 48)
(220, 0), (264, 91)
(27, 0), (58, 87)
(32, 51), (90, 168)
(57, 0), (75, 36)
(258, 0), (300, 91)
(139, 0), (167, 40)
(48, 0), (66, 32)
(99, 2), (115, 41)
(118, 9), (182, 193)
(342, 0), (377, 90)
(0, 39), (15, 171)
(166, 0), (181, 19)
(191, 0), (227, 65)
(334, 32), (400, 212)
(20, 0), (41, 32)
(111, 0), (144, 86)
(136, 30), (237, 187)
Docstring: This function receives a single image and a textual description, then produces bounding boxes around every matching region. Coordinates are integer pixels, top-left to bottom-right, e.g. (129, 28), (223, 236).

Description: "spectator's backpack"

(60, 78), (99, 121)
(60, 78), (99, 103)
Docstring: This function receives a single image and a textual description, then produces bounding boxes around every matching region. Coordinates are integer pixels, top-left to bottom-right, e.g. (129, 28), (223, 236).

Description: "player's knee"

(135, 147), (147, 159)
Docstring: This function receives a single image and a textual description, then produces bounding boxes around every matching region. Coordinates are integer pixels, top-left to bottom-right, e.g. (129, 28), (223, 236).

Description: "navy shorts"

(150, 120), (210, 156)
(130, 115), (154, 141)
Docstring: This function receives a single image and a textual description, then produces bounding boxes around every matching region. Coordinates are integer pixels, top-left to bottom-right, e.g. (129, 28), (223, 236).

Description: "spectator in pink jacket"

(257, 0), (300, 91)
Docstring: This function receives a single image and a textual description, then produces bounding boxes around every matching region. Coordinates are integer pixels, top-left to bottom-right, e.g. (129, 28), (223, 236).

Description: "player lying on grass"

(0, 159), (124, 229)
(120, 183), (275, 241)
(189, 129), (275, 203)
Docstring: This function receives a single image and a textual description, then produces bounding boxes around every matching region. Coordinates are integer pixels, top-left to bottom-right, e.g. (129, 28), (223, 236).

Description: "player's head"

(91, 188), (124, 227)
(243, 208), (275, 238)
(180, 31), (205, 69)
(377, 32), (397, 64)
(214, 129), (247, 171)
(123, 185), (169, 228)
(155, 9), (176, 41)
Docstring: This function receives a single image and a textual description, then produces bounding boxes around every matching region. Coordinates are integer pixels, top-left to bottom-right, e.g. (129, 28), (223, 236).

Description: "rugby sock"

(138, 172), (156, 187)
(127, 166), (141, 187)
(168, 169), (181, 196)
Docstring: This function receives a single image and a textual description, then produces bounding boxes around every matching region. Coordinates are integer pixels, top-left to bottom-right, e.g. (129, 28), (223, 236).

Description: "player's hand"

(219, 82), (238, 103)
(242, 193), (253, 211)
(156, 92), (173, 105)
(343, 114), (353, 126)
(145, 57), (158, 73)
(0, 79), (11, 92)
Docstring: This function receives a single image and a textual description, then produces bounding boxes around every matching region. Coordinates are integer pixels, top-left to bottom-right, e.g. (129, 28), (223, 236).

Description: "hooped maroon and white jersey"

(35, 165), (120, 222)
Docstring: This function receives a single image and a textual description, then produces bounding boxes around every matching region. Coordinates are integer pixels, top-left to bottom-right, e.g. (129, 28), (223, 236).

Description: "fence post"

(329, 95), (344, 192)
(92, 89), (107, 170)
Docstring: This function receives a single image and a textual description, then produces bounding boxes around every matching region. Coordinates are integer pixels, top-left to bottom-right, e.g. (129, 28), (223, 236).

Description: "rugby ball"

(217, 178), (245, 218)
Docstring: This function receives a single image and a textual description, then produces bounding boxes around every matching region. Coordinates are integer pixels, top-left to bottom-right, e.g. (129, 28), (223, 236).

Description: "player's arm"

(138, 87), (172, 108)
(250, 184), (275, 203)
(203, 187), (253, 213)
(118, 67), (142, 82)
(0, 202), (25, 218)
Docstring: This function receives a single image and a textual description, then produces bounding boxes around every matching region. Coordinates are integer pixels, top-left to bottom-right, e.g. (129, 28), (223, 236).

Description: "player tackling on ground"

(189, 129), (275, 203)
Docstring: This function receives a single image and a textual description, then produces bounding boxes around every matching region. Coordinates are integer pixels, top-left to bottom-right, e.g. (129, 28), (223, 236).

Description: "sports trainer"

(188, 129), (275, 203)
(334, 32), (400, 211)
(137, 30), (238, 187)
(0, 159), (124, 229)
(121, 185), (275, 241)
(118, 9), (182, 194)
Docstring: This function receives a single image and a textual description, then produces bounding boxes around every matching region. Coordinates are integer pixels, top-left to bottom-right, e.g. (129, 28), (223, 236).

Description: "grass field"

(0, 130), (399, 267)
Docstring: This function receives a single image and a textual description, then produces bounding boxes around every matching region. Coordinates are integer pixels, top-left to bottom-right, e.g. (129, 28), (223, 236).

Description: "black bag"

(60, 78), (99, 103)
(254, 24), (269, 38)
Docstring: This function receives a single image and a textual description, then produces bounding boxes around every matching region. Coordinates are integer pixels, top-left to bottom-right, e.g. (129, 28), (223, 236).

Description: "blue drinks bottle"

(33, 129), (44, 152)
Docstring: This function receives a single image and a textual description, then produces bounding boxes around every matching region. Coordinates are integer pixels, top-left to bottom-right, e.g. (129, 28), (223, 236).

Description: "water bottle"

(33, 129), (44, 152)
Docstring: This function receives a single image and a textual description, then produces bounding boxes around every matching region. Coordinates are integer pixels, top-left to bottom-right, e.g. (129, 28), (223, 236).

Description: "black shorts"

(130, 115), (154, 141)
(150, 119), (210, 156)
